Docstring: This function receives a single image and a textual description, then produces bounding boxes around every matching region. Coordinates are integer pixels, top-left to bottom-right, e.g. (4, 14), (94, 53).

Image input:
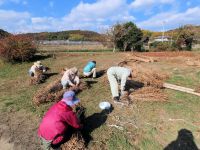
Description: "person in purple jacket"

(38, 91), (83, 150)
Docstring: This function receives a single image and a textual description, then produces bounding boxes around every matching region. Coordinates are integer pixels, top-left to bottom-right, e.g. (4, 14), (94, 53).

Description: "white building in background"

(154, 36), (172, 42)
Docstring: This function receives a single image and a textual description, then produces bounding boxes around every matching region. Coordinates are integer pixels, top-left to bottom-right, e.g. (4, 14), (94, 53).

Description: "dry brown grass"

(119, 59), (169, 88)
(101, 66), (168, 102)
(134, 71), (169, 88)
(32, 77), (64, 106)
(29, 69), (46, 85)
(195, 86), (200, 93)
(32, 77), (91, 106)
(39, 44), (107, 52)
(61, 132), (86, 150)
(113, 59), (170, 102)
(129, 87), (168, 102)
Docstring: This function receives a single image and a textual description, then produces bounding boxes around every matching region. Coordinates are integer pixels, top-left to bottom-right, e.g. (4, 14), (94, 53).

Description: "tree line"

(0, 23), (198, 63)
(106, 22), (197, 52)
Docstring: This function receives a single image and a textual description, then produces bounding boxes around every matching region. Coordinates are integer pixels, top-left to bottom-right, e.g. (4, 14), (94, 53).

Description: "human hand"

(121, 90), (128, 96)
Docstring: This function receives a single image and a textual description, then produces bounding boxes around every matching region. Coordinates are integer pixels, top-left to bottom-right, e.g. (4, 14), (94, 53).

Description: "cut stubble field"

(0, 51), (200, 150)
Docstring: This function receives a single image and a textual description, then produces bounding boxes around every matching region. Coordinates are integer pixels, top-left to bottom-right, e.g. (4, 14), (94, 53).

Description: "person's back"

(61, 69), (71, 82)
(107, 66), (132, 102)
(38, 101), (71, 141)
(38, 91), (82, 149)
(29, 64), (37, 74)
(107, 66), (131, 80)
(61, 67), (80, 89)
(83, 61), (96, 73)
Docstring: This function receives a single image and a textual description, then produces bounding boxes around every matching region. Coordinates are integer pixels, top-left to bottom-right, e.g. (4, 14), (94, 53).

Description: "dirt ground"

(0, 51), (200, 150)
(0, 110), (41, 150)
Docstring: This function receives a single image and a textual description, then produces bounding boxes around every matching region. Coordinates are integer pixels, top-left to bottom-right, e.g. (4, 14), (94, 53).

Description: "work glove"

(75, 106), (86, 122)
(121, 90), (126, 96)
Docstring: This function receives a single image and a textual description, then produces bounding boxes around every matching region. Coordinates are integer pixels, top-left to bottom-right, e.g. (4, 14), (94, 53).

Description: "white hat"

(36, 61), (41, 65)
(34, 61), (41, 67)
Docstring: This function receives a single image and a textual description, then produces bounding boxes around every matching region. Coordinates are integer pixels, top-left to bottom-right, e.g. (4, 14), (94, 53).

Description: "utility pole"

(162, 21), (166, 43)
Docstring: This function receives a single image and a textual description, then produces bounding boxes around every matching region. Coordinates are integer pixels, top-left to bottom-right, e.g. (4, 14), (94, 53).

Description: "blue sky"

(0, 0), (200, 33)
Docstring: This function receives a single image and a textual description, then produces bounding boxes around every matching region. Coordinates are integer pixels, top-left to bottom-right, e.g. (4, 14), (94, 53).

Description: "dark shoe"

(113, 96), (120, 103)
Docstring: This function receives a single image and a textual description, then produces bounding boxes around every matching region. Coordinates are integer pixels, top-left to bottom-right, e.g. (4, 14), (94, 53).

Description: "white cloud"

(130, 0), (174, 8)
(0, 9), (30, 20)
(0, 0), (199, 33)
(0, 0), (136, 33)
(0, 9), (31, 33)
(60, 0), (134, 31)
(137, 7), (200, 31)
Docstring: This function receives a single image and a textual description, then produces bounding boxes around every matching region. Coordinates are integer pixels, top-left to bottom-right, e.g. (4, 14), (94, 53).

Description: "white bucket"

(99, 102), (111, 110)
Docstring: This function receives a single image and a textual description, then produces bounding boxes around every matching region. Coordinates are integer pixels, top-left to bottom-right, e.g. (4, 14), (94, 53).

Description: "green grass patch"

(1, 52), (200, 149)
(139, 138), (162, 150)
(167, 75), (193, 86)
(108, 132), (134, 150)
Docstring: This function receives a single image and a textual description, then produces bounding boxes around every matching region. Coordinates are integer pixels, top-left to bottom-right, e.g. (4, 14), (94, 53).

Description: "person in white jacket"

(107, 66), (132, 102)
(61, 67), (80, 89)
(29, 61), (44, 77)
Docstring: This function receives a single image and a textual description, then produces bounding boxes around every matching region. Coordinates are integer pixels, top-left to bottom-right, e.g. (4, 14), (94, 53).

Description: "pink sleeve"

(63, 111), (81, 129)
(52, 136), (64, 145)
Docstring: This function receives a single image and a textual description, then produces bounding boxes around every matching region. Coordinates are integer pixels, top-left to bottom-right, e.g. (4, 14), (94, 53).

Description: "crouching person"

(107, 66), (132, 103)
(61, 67), (80, 89)
(83, 61), (96, 78)
(29, 61), (47, 77)
(38, 91), (83, 150)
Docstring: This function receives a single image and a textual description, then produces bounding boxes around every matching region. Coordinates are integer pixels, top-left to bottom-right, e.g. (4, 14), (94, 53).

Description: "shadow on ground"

(44, 72), (59, 78)
(125, 80), (144, 91)
(96, 69), (106, 78)
(85, 80), (98, 89)
(81, 109), (111, 146)
(29, 54), (52, 62)
(164, 129), (199, 150)
(79, 69), (106, 79)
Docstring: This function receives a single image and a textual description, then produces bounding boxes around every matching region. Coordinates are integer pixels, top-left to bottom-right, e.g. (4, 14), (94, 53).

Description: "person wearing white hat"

(28, 61), (47, 77)
(61, 67), (80, 89)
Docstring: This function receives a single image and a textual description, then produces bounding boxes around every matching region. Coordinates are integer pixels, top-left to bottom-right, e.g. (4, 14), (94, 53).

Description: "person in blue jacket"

(83, 61), (96, 78)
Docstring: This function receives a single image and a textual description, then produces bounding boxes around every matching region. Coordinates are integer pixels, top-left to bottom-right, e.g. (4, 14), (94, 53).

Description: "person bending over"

(83, 61), (96, 79)
(61, 67), (80, 89)
(107, 66), (132, 103)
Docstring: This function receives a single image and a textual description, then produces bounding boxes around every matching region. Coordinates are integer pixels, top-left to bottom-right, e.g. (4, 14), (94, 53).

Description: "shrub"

(112, 22), (143, 51)
(150, 41), (179, 51)
(0, 35), (37, 63)
(0, 29), (10, 39)
(155, 42), (170, 51)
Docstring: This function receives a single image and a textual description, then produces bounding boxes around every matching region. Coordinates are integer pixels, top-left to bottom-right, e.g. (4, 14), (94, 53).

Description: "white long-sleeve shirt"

(107, 66), (131, 91)
(61, 69), (80, 86)
(30, 65), (38, 73)
(30, 64), (44, 73)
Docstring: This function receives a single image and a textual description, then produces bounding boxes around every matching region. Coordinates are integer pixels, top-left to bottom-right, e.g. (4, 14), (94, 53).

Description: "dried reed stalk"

(33, 78), (63, 106)
(61, 132), (86, 150)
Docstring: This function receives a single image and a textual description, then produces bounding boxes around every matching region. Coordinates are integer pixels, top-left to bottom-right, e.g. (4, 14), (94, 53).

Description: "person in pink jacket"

(38, 90), (82, 150)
